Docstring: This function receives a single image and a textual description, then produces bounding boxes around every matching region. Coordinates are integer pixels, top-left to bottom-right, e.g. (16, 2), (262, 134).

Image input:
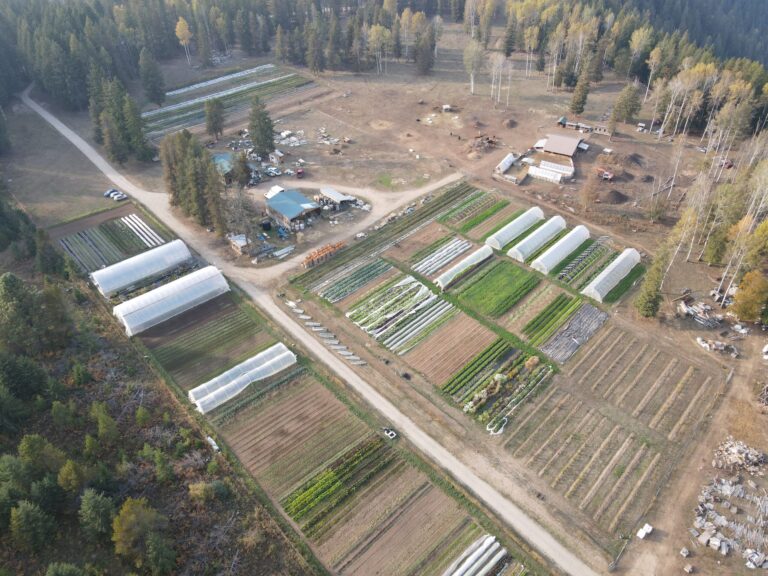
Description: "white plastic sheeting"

(507, 216), (566, 262)
(441, 534), (507, 576)
(435, 245), (493, 291)
(90, 239), (193, 297)
(581, 248), (641, 302)
(113, 266), (229, 336)
(189, 343), (296, 414)
(528, 165), (563, 184)
(484, 207), (544, 251)
(531, 225), (590, 274)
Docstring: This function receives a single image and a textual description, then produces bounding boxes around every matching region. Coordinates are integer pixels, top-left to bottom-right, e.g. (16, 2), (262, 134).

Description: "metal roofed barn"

(531, 225), (590, 274)
(113, 266), (230, 336)
(189, 342), (297, 414)
(90, 239), (193, 297)
(318, 186), (356, 205)
(266, 189), (321, 226)
(507, 215), (566, 262)
(485, 206), (544, 251)
(543, 133), (583, 157)
(581, 248), (641, 302)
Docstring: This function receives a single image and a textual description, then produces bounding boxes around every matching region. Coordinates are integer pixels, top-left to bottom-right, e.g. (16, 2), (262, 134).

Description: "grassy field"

(458, 261), (540, 318)
(1, 108), (114, 227)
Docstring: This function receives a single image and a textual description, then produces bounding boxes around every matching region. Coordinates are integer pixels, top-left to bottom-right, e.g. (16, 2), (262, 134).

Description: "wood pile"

(712, 438), (766, 475)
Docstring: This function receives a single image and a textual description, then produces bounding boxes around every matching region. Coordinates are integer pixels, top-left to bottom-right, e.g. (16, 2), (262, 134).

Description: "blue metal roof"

(266, 189), (319, 220)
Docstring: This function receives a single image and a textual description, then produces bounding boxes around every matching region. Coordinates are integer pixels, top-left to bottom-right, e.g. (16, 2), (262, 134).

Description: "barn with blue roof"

(266, 189), (321, 227)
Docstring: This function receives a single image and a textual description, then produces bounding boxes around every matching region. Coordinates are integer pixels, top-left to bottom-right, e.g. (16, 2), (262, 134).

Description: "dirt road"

(22, 85), (600, 576)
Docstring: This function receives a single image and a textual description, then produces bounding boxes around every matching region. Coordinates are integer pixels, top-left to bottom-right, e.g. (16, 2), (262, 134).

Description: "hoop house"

(189, 343), (296, 414)
(113, 266), (229, 336)
(531, 225), (590, 274)
(90, 239), (192, 297)
(485, 207), (544, 250)
(507, 216), (566, 262)
(435, 245), (493, 291)
(581, 248), (641, 302)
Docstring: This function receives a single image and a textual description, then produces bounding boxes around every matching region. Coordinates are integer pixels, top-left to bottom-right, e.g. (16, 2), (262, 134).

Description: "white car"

(382, 427), (397, 440)
(112, 193), (128, 201)
(763, 344), (768, 361)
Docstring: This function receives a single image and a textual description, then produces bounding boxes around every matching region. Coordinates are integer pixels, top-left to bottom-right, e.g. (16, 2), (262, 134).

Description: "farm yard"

(503, 322), (725, 547)
(142, 64), (312, 141)
(216, 371), (520, 575)
(51, 206), (172, 272)
(142, 294), (274, 391)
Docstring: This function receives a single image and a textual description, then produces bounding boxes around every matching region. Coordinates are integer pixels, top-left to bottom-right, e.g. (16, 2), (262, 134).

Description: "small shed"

(265, 185), (285, 199)
(266, 189), (321, 228)
(317, 187), (356, 209)
(495, 152), (519, 175)
(269, 149), (285, 164)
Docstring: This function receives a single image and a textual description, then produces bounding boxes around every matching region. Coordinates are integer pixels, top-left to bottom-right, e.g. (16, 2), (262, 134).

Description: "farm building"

(266, 189), (321, 227)
(531, 225), (590, 274)
(435, 245), (493, 291)
(543, 133), (583, 158)
(581, 248), (641, 302)
(265, 185), (284, 199)
(212, 152), (234, 176)
(189, 342), (297, 414)
(485, 207), (544, 251)
(113, 266), (230, 336)
(528, 165), (563, 184)
(316, 187), (356, 209)
(494, 152), (520, 175)
(90, 239), (192, 298)
(507, 216), (566, 262)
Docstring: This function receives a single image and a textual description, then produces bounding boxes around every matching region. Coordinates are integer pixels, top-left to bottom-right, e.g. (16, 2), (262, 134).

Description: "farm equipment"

(595, 167), (614, 181)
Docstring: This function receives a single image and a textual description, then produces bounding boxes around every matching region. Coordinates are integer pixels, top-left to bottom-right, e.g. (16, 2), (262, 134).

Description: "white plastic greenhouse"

(113, 266), (230, 336)
(581, 248), (641, 302)
(507, 215), (566, 262)
(531, 225), (590, 274)
(435, 245), (493, 291)
(90, 239), (193, 297)
(189, 343), (296, 414)
(485, 207), (544, 251)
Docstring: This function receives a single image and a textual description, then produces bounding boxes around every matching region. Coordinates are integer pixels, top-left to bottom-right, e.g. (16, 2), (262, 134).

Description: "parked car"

(103, 188), (118, 197)
(296, 168), (305, 179)
(112, 193), (128, 201)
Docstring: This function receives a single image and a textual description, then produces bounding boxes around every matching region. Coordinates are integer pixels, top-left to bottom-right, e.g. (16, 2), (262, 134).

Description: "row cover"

(485, 206), (544, 251)
(507, 216), (565, 262)
(435, 245), (493, 290)
(190, 342), (296, 414)
(531, 225), (590, 275)
(581, 248), (641, 302)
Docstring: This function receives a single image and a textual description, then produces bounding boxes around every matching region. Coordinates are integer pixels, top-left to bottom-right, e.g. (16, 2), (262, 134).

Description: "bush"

(188, 481), (214, 503)
(10, 500), (54, 551)
(70, 363), (91, 386)
(135, 406), (151, 428)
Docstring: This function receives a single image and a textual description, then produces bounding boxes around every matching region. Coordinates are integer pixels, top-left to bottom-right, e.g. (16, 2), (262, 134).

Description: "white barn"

(531, 225), (590, 275)
(581, 248), (641, 302)
(485, 207), (544, 251)
(90, 239), (192, 297)
(113, 266), (230, 336)
(507, 216), (566, 262)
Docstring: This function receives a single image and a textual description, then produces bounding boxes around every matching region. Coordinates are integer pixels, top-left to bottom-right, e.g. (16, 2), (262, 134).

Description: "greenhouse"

(507, 216), (566, 262)
(531, 225), (590, 274)
(581, 248), (641, 302)
(113, 266), (230, 336)
(435, 245), (493, 291)
(90, 239), (193, 297)
(485, 207), (544, 251)
(189, 343), (296, 414)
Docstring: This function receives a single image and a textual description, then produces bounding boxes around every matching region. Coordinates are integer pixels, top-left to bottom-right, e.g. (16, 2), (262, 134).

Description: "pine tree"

(204, 98), (225, 140)
(570, 75), (590, 115)
(122, 96), (150, 161)
(503, 22), (515, 56)
(248, 96), (274, 158)
(139, 48), (165, 106)
(10, 500), (53, 552)
(415, 27), (436, 75)
(0, 106), (10, 155)
(235, 11), (253, 55)
(275, 25), (287, 63)
(87, 65), (105, 144)
(612, 84), (642, 123)
(306, 27), (325, 74)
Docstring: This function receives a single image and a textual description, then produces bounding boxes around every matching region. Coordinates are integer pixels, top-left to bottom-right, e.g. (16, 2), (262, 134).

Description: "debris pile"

(712, 438), (766, 475)
(678, 298), (722, 328)
(467, 133), (498, 153)
(316, 127), (340, 146)
(275, 129), (307, 148)
(758, 384), (768, 407)
(696, 336), (738, 357)
(691, 439), (768, 570)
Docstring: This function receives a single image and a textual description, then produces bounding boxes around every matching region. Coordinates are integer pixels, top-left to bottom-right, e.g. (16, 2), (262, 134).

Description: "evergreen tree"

(79, 489), (115, 540)
(232, 152), (251, 187)
(10, 500), (53, 552)
(274, 25), (287, 63)
(87, 66), (105, 144)
(612, 84), (642, 123)
(146, 532), (176, 575)
(45, 563), (85, 576)
(248, 96), (274, 158)
(139, 49), (165, 106)
(112, 498), (167, 568)
(235, 11), (253, 54)
(570, 75), (590, 115)
(415, 27), (436, 75)
(503, 22), (515, 56)
(306, 27), (325, 74)
(0, 106), (10, 155)
(204, 98), (225, 141)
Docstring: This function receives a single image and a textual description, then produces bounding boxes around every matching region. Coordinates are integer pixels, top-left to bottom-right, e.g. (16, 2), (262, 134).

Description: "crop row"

(603, 263), (645, 303)
(442, 339), (510, 396)
(523, 294), (583, 347)
(318, 259), (392, 303)
(438, 190), (488, 225)
(347, 275), (456, 355)
(549, 238), (595, 277)
(458, 201), (510, 233)
(483, 362), (553, 434)
(557, 240), (613, 285)
(457, 261), (540, 318)
(408, 235), (454, 263)
(281, 436), (394, 531)
(293, 182), (475, 290)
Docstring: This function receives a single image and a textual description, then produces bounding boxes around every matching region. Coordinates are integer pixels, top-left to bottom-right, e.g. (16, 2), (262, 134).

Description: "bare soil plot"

(334, 484), (469, 576)
(405, 313), (496, 387)
(142, 294), (274, 390)
(220, 375), (369, 497)
(383, 221), (452, 263)
(467, 202), (525, 241)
